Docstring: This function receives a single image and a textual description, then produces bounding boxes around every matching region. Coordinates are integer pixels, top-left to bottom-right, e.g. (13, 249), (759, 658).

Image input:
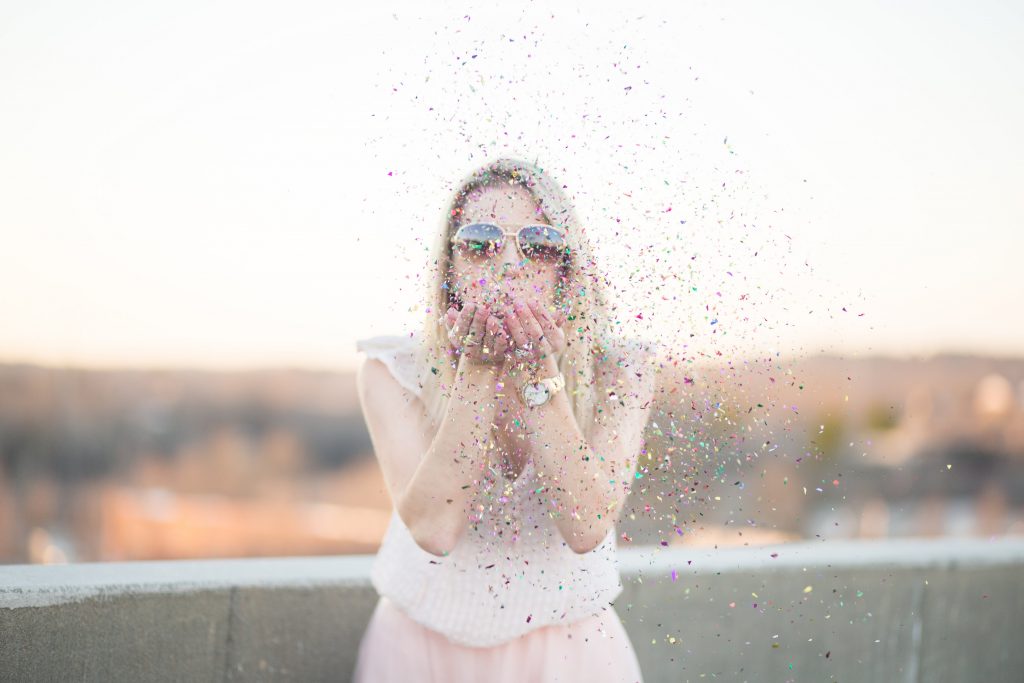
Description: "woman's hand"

(502, 297), (568, 371)
(443, 302), (511, 366)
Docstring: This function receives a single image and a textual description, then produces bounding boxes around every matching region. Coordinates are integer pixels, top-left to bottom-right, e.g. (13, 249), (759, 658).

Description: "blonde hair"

(411, 157), (617, 441)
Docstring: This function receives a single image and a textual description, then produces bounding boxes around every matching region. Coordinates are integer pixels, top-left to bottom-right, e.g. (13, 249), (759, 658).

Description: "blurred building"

(1, 355), (1022, 564)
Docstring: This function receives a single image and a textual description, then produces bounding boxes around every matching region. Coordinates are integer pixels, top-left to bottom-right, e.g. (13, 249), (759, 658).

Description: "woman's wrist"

(506, 353), (560, 383)
(456, 353), (502, 389)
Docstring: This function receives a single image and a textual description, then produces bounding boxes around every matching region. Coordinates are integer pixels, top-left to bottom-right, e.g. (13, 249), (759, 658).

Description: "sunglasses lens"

(519, 225), (567, 263)
(454, 223), (502, 260)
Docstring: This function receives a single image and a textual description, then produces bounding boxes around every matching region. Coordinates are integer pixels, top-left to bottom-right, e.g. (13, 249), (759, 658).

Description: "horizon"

(2, 347), (1023, 374)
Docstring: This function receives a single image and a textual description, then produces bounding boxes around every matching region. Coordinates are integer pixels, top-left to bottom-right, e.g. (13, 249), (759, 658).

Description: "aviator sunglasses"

(450, 222), (570, 264)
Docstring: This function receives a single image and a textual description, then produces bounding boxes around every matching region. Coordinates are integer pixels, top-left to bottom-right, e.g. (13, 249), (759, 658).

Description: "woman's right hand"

(443, 303), (510, 365)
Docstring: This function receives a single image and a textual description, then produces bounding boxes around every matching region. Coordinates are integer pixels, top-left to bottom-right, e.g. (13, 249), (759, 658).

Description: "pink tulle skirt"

(352, 595), (644, 682)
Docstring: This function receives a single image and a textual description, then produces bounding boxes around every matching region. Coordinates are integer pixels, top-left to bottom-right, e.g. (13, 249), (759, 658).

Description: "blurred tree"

(865, 402), (900, 431)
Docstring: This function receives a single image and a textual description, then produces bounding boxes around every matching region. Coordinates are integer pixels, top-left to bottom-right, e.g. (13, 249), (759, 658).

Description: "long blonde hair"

(411, 158), (616, 441)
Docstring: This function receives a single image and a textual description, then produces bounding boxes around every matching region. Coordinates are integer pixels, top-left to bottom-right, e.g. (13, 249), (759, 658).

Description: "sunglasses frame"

(449, 222), (570, 264)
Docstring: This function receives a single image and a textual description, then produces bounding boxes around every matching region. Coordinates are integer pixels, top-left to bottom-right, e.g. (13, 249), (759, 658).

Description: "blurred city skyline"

(2, 0), (1022, 371)
(2, 351), (1022, 564)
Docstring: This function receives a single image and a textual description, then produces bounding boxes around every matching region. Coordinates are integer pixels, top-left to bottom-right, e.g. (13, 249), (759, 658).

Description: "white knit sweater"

(355, 332), (624, 647)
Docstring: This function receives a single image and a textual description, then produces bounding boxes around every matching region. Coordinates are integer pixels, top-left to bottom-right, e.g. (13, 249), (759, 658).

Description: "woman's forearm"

(517, 356), (622, 553)
(398, 357), (500, 556)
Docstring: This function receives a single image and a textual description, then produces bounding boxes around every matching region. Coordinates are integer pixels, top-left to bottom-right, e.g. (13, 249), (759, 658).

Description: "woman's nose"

(497, 239), (521, 274)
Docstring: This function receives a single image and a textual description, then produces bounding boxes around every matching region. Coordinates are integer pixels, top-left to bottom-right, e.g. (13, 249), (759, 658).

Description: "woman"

(352, 158), (658, 682)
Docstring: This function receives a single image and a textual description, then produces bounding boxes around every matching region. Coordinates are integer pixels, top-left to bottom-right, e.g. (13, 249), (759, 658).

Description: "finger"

(469, 304), (489, 341)
(484, 315), (502, 359)
(492, 324), (510, 358)
(534, 299), (556, 325)
(485, 315), (500, 340)
(555, 301), (570, 327)
(529, 299), (559, 345)
(515, 298), (545, 347)
(533, 301), (566, 353)
(445, 306), (458, 331)
(452, 303), (476, 342)
(492, 315), (512, 359)
(503, 306), (528, 348)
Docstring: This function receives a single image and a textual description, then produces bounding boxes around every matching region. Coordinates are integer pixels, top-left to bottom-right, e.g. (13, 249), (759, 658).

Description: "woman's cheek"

(452, 268), (484, 306)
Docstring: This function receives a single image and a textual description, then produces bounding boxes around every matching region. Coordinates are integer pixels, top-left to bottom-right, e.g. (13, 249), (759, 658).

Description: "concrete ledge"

(0, 554), (376, 609)
(2, 537), (1023, 682)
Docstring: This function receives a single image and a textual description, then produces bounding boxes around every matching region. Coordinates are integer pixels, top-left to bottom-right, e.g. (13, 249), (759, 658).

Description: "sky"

(1, 0), (1022, 370)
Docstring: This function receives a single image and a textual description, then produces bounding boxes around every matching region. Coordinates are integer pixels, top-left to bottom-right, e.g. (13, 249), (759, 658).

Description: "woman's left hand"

(502, 297), (567, 370)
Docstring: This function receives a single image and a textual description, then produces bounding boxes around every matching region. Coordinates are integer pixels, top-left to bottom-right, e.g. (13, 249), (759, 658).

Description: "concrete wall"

(2, 537), (1022, 682)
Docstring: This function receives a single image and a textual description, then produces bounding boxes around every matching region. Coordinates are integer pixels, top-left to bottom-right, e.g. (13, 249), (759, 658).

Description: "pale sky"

(1, 0), (1021, 370)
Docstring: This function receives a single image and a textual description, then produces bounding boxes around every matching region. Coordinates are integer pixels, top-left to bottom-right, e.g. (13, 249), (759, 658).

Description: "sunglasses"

(450, 222), (570, 265)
